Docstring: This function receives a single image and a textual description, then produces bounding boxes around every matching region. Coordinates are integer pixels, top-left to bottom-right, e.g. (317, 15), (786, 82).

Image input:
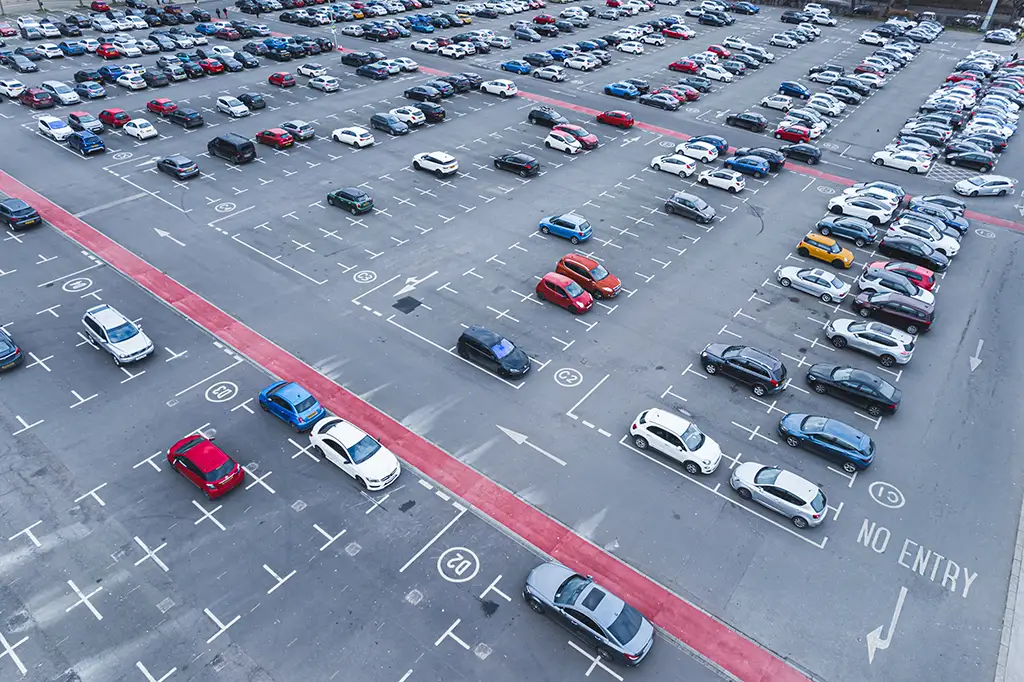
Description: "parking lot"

(2, 2), (1024, 682)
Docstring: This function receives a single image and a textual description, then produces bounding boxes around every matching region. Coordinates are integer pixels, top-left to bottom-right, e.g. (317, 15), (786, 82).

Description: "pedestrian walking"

(223, 8), (228, 17)
(1014, 52), (1020, 61)
(256, 8), (261, 17)
(216, 7), (222, 17)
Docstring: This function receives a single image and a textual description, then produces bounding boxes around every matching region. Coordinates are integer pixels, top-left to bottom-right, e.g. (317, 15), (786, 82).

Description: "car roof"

(270, 380), (312, 405)
(774, 470), (819, 503)
(463, 324), (501, 345)
(181, 437), (231, 472)
(322, 418), (369, 448)
(644, 407), (692, 435)
(87, 303), (130, 329)
(738, 345), (782, 368)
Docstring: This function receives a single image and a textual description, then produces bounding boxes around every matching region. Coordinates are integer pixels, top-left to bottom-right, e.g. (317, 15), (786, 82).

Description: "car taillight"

(812, 513), (820, 519)
(624, 652), (641, 662)
(770, 378), (778, 386)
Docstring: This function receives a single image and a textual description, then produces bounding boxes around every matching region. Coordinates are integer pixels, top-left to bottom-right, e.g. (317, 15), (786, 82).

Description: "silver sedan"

(776, 266), (851, 303)
(954, 174), (1016, 197)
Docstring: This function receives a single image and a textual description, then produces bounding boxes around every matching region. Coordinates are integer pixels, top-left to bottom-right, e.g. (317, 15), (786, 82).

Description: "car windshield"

(681, 423), (705, 451)
(202, 459), (236, 482)
(608, 603), (644, 645)
(825, 241), (841, 254)
(590, 265), (609, 281)
(754, 466), (780, 485)
(554, 575), (590, 605)
(967, 177), (986, 187)
(491, 337), (515, 359)
(348, 434), (382, 464)
(294, 395), (317, 413)
(107, 321), (139, 343)
(47, 121), (65, 129)
(565, 281), (584, 298)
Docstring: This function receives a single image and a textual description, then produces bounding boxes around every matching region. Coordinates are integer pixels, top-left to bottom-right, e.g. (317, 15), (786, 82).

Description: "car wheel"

(797, 247), (809, 257)
(699, 177), (708, 185)
(843, 461), (857, 474)
(854, 238), (867, 247)
(812, 381), (828, 395)
(832, 258), (846, 268)
(831, 336), (847, 348)
(785, 435), (799, 447)
(545, 140), (553, 148)
(879, 354), (896, 367)
(873, 158), (884, 166)
(819, 226), (831, 236)
(683, 461), (700, 475)
(703, 363), (717, 375)
(779, 277), (792, 287)
(633, 435), (649, 450)
(519, 169), (528, 177)
(570, 236), (580, 244)
(540, 225), (550, 234)
(792, 516), (809, 529)
(809, 157), (819, 165)
(906, 323), (919, 335)
(908, 166), (918, 174)
(665, 204), (675, 214)
(356, 476), (370, 490)
(754, 171), (763, 179)
(997, 189), (1006, 196)
(857, 306), (872, 318)
(736, 487), (752, 500)
(980, 165), (990, 173)
(868, 215), (880, 225)
(597, 648), (615, 663)
(730, 186), (739, 193)
(752, 384), (767, 397)
(774, 132), (782, 139)
(972, 190), (980, 197)
(527, 596), (545, 614)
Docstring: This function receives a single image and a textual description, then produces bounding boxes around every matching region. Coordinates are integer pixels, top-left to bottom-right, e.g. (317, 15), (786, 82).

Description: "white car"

(564, 55), (597, 71)
(82, 303), (154, 365)
(375, 59), (404, 75)
(859, 31), (887, 46)
(871, 149), (932, 174)
(40, 81), (80, 105)
(825, 319), (914, 366)
(413, 151), (459, 175)
(36, 43), (63, 59)
(760, 94), (793, 112)
(808, 70), (841, 85)
(650, 153), (697, 177)
(124, 119), (158, 140)
(698, 168), (745, 193)
(841, 186), (901, 209)
(392, 57), (419, 71)
(138, 39), (160, 54)
(490, 36), (513, 49)
(309, 416), (401, 491)
(723, 36), (751, 50)
(38, 116), (73, 141)
(116, 74), (147, 90)
(807, 95), (844, 117)
(684, 5), (703, 16)
(127, 15), (149, 30)
(826, 196), (894, 224)
(411, 38), (439, 52)
(113, 40), (142, 58)
(533, 66), (566, 82)
(297, 62), (327, 77)
(857, 268), (935, 305)
(480, 79), (518, 97)
(0, 79), (26, 98)
(701, 65), (733, 82)
(747, 46), (775, 62)
(862, 57), (895, 73)
(121, 63), (146, 75)
(641, 33), (665, 46)
(310, 76), (341, 92)
(812, 13), (836, 25)
(798, 22), (821, 36)
(887, 221), (959, 257)
(545, 130), (583, 154)
(675, 140), (718, 162)
(217, 96), (250, 118)
(440, 43), (467, 59)
(629, 408), (724, 475)
(38, 22), (60, 37)
(770, 34), (798, 48)
(855, 72), (886, 88)
(80, 39), (100, 53)
(332, 126), (375, 147)
(210, 45), (235, 58)
(617, 41), (645, 54)
(777, 266), (850, 302)
(390, 106), (426, 126)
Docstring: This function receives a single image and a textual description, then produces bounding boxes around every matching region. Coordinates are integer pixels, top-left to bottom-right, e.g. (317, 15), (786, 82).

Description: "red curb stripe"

(0, 169), (811, 682)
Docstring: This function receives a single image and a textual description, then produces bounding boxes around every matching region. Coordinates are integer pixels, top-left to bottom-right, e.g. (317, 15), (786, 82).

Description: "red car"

(606, 0), (621, 5)
(662, 27), (691, 39)
(147, 98), (178, 115)
(98, 107), (131, 127)
(708, 44), (730, 58)
(97, 44), (120, 60)
(774, 124), (810, 143)
(167, 433), (244, 500)
(268, 71), (296, 87)
(555, 253), (621, 298)
(854, 63), (884, 76)
(868, 260), (935, 291)
(215, 27), (241, 40)
(533, 13), (555, 23)
(90, 0), (111, 10)
(654, 86), (698, 102)
(198, 58), (225, 74)
(668, 59), (699, 73)
(535, 272), (594, 314)
(596, 110), (634, 128)
(293, 0), (305, 5)
(20, 89), (54, 109)
(256, 128), (294, 149)
(552, 123), (598, 149)
(0, 22), (16, 38)
(435, 36), (453, 47)
(945, 72), (977, 83)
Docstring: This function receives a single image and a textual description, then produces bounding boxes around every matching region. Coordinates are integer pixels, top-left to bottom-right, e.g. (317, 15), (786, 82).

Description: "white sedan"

(310, 76), (340, 92)
(480, 79), (518, 97)
(116, 74), (147, 90)
(776, 266), (851, 303)
(392, 57), (420, 71)
(871, 149), (932, 174)
(760, 94), (793, 112)
(545, 130), (583, 154)
(38, 116), (73, 141)
(411, 39), (439, 52)
(675, 140), (718, 162)
(617, 41), (645, 54)
(309, 416), (401, 491)
(723, 36), (751, 50)
(123, 119), (158, 140)
(375, 59), (404, 75)
(297, 62), (328, 77)
(650, 153), (697, 177)
(859, 31), (887, 46)
(390, 105), (426, 126)
(332, 126), (375, 147)
(0, 79), (26, 98)
(698, 168), (745, 193)
(701, 65), (733, 82)
(81, 38), (100, 52)
(826, 195), (894, 224)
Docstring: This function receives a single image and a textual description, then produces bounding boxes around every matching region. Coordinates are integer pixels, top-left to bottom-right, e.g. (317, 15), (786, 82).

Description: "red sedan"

(854, 63), (884, 76)
(147, 98), (178, 115)
(668, 59), (699, 73)
(167, 433), (244, 500)
(268, 71), (296, 87)
(535, 272), (594, 314)
(774, 124), (810, 143)
(553, 123), (599, 148)
(606, 0), (622, 5)
(662, 27), (691, 39)
(97, 44), (120, 60)
(0, 23), (17, 38)
(90, 0), (111, 10)
(256, 128), (295, 149)
(868, 261), (935, 291)
(596, 110), (634, 128)
(215, 27), (241, 40)
(654, 85), (698, 102)
(19, 89), (54, 109)
(435, 36), (453, 47)
(708, 44), (731, 58)
(533, 13), (556, 23)
(945, 72), (977, 83)
(198, 58), (225, 74)
(99, 108), (131, 127)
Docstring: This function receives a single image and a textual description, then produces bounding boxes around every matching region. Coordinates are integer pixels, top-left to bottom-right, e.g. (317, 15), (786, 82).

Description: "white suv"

(629, 408), (723, 475)
(824, 319), (914, 366)
(412, 151), (459, 176)
(480, 79), (518, 97)
(81, 304), (154, 365)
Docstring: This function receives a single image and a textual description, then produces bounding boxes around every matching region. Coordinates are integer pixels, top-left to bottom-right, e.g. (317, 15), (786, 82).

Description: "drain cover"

(393, 296), (422, 314)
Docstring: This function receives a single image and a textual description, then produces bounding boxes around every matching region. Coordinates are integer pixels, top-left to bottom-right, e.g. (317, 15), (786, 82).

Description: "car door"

(543, 280), (569, 307)
(321, 436), (356, 478)
(562, 608), (607, 648)
(269, 394), (295, 424)
(792, 272), (817, 296)
(753, 484), (788, 512)
(83, 315), (110, 351)
(873, 300), (901, 327)
(173, 455), (204, 488)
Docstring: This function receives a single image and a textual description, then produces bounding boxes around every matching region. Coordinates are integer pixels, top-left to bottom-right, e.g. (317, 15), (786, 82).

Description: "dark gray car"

(523, 562), (654, 666)
(664, 191), (716, 223)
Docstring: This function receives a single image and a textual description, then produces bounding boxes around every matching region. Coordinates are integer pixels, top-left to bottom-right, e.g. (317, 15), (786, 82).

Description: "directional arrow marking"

(154, 228), (185, 247)
(497, 425), (567, 466)
(867, 586), (907, 664)
(394, 270), (438, 297)
(969, 339), (984, 372)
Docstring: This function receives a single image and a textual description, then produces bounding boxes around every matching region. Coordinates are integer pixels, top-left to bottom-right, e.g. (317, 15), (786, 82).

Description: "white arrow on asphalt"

(867, 586), (907, 664)
(497, 425), (567, 466)
(394, 270), (438, 297)
(1015, 203), (1024, 217)
(153, 228), (185, 247)
(970, 339), (984, 372)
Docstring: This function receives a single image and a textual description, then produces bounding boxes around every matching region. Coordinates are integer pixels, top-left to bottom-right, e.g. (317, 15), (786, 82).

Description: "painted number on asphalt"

(205, 381), (239, 403)
(215, 202), (236, 213)
(554, 368), (584, 387)
(62, 277), (93, 293)
(975, 228), (995, 239)
(868, 481), (906, 509)
(437, 547), (480, 583)
(817, 186), (836, 195)
(353, 270), (377, 284)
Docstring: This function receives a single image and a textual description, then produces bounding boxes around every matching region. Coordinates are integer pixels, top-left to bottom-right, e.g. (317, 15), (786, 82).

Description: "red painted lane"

(0, 168), (811, 682)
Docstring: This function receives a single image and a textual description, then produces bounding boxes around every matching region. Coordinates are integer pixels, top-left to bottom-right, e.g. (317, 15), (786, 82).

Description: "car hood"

(806, 362), (838, 381)
(525, 562), (576, 600)
(702, 342), (729, 358)
(732, 460), (762, 483)
(356, 445), (401, 480)
(498, 345), (531, 373)
(113, 330), (153, 354)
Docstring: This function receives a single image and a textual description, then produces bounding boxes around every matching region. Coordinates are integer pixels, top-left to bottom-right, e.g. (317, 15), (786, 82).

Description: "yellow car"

(796, 233), (854, 268)
(352, 10), (364, 18)
(457, 13), (473, 22)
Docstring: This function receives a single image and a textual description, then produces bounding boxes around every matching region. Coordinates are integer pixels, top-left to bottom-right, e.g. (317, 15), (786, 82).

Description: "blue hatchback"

(259, 380), (327, 432)
(692, 134), (728, 154)
(67, 131), (105, 156)
(59, 41), (86, 56)
(547, 47), (572, 60)
(779, 80), (811, 99)
(604, 81), (640, 98)
(196, 22), (219, 35)
(98, 65), (123, 83)
(778, 413), (874, 472)
(724, 155), (770, 177)
(501, 59), (532, 74)
(539, 212), (592, 244)
(411, 21), (434, 32)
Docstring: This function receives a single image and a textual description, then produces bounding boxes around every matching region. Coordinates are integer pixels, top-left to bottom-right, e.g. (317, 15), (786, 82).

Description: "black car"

(827, 87), (861, 105)
(0, 198), (41, 230)
(734, 146), (785, 171)
(809, 63), (844, 75)
(74, 69), (103, 83)
(239, 92), (265, 110)
(244, 41), (269, 56)
(707, 9), (734, 24)
(327, 187), (374, 214)
(600, 34), (622, 46)
(404, 85), (441, 102)
(457, 326), (531, 377)
(664, 191), (716, 224)
(877, 236), (949, 272)
(357, 64), (390, 79)
(780, 9), (807, 23)
(553, 20), (575, 33)
(677, 75), (711, 92)
(528, 106), (569, 127)
(342, 51), (378, 67)
(947, 151), (997, 171)
(640, 93), (680, 110)
(143, 71), (170, 86)
(515, 27), (542, 41)
(458, 72), (483, 88)
(181, 61), (205, 77)
(806, 364), (901, 416)
(963, 132), (1007, 153)
(437, 74), (472, 92)
(912, 194), (966, 215)
(157, 153), (200, 179)
(15, 47), (42, 62)
(233, 51), (259, 68)
(57, 22), (83, 37)
(494, 153), (540, 176)
(834, 76), (871, 97)
(265, 48), (292, 62)
(413, 101), (446, 122)
(700, 344), (787, 396)
(734, 53), (760, 69)
(725, 111), (767, 132)
(523, 52), (554, 67)
(476, 7), (499, 17)
(535, 24), (560, 37)
(216, 56), (245, 72)
(423, 79), (455, 97)
(167, 107), (205, 128)
(815, 215), (877, 247)
(12, 56), (38, 73)
(698, 13), (725, 26)
(720, 60), (746, 75)
(370, 113), (409, 135)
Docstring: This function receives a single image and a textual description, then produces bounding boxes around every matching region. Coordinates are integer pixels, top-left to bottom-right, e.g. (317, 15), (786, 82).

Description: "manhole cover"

(393, 296), (422, 314)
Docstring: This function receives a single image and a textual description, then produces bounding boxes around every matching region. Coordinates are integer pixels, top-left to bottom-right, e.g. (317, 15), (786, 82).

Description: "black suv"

(809, 63), (845, 75)
(167, 107), (205, 128)
(528, 106), (569, 128)
(700, 344), (788, 396)
(726, 111), (768, 132)
(342, 51), (378, 67)
(780, 10), (808, 23)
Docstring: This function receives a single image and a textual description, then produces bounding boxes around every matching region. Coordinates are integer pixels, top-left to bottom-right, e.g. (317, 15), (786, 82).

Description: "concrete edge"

(996, 484), (1024, 682)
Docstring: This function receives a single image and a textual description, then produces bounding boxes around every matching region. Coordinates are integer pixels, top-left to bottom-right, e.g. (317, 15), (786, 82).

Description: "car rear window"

(294, 395), (317, 413)
(608, 604), (643, 645)
(202, 459), (235, 482)
(175, 435), (204, 453)
(810, 489), (826, 513)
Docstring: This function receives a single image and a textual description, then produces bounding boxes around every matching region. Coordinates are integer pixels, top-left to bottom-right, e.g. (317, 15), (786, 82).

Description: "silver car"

(857, 267), (934, 304)
(81, 304), (154, 365)
(824, 319), (914, 366)
(730, 462), (827, 528)
(776, 266), (850, 303)
(523, 563), (655, 665)
(533, 66), (566, 82)
(954, 174), (1016, 197)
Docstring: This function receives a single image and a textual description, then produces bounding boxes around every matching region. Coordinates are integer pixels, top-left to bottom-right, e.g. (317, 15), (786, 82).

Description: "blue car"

(604, 81), (640, 98)
(411, 21), (434, 32)
(547, 47), (572, 61)
(538, 212), (592, 244)
(779, 80), (811, 99)
(724, 155), (771, 178)
(732, 1), (759, 13)
(778, 413), (874, 472)
(906, 204), (969, 234)
(98, 65), (123, 84)
(692, 134), (728, 154)
(264, 36), (288, 50)
(75, 81), (106, 99)
(67, 131), (105, 156)
(577, 40), (599, 51)
(258, 380), (327, 432)
(501, 59), (531, 74)
(195, 22), (219, 35)
(59, 41), (86, 56)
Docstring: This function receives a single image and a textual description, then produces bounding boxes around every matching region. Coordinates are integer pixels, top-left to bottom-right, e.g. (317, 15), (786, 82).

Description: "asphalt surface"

(0, 3), (1023, 682)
